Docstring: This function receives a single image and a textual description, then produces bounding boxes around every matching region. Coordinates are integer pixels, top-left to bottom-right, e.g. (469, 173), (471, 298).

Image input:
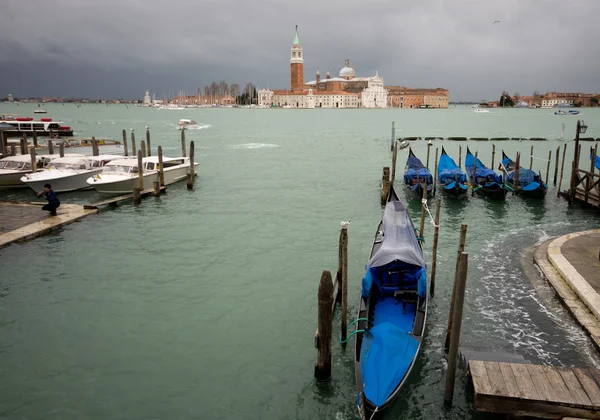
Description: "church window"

(292, 52), (296, 57)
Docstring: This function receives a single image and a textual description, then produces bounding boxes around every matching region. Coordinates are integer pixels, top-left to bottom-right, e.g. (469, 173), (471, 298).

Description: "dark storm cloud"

(1, 0), (599, 100)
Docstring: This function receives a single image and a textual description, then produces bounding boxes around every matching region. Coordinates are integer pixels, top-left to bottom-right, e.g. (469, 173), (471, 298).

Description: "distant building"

(7, 94), (13, 102)
(522, 92), (599, 108)
(143, 90), (152, 106)
(386, 87), (449, 108)
(171, 94), (235, 105)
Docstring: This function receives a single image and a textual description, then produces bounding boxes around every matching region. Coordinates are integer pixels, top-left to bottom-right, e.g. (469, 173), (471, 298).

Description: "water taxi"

(0, 116), (73, 137)
(0, 153), (81, 188)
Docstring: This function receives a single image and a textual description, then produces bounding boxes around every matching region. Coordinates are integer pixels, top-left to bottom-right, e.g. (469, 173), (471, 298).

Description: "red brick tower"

(290, 25), (304, 91)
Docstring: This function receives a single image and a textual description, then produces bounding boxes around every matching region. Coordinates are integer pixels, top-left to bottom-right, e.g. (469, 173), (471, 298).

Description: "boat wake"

(182, 124), (212, 130)
(230, 143), (279, 150)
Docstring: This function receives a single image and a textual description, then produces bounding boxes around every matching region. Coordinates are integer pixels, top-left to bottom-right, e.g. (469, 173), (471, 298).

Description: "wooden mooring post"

(391, 140), (398, 184)
(59, 142), (65, 158)
(20, 136), (27, 155)
(146, 128), (152, 156)
(92, 137), (99, 156)
(430, 198), (441, 298)
(514, 152), (521, 195)
(187, 140), (195, 189)
(458, 145), (462, 169)
(381, 166), (390, 204)
(137, 149), (144, 191)
(433, 147), (439, 192)
(30, 147), (37, 172)
(444, 252), (469, 405)
(339, 224), (349, 345)
(426, 142), (432, 169)
(529, 145), (534, 171)
(491, 143), (496, 169)
(141, 140), (147, 158)
(131, 131), (136, 157)
(553, 146), (560, 185)
(419, 182), (427, 240)
(585, 143), (598, 204)
(314, 270), (334, 380)
(181, 129), (187, 157)
(122, 129), (128, 156)
(0, 132), (7, 156)
(557, 143), (567, 196)
(10, 143), (16, 156)
(158, 145), (165, 186)
(48, 140), (54, 155)
(445, 224), (467, 354)
(545, 150), (551, 185)
(391, 121), (395, 151)
(32, 130), (38, 148)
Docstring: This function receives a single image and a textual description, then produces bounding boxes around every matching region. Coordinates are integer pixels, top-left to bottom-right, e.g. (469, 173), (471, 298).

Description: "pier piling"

(433, 147), (439, 192)
(391, 140), (398, 184)
(381, 167), (390, 204)
(426, 142), (432, 169)
(546, 150), (551, 185)
(29, 148), (37, 172)
(340, 224), (349, 344)
(20, 137), (27, 155)
(553, 146), (560, 185)
(146, 128), (152, 156)
(445, 224), (467, 354)
(131, 132), (136, 157)
(1, 132), (7, 156)
(458, 145), (462, 169)
(10, 143), (16, 156)
(529, 145), (534, 171)
(430, 198), (441, 297)
(187, 141), (195, 190)
(314, 270), (334, 380)
(181, 129), (187, 158)
(133, 187), (141, 205)
(491, 144), (496, 169)
(122, 129), (128, 156)
(137, 149), (144, 191)
(48, 140), (54, 155)
(419, 182), (427, 240)
(558, 144), (567, 196)
(59, 142), (65, 158)
(32, 130), (38, 148)
(585, 143), (598, 204)
(514, 152), (521, 195)
(141, 140), (147, 158)
(158, 146), (165, 186)
(92, 137), (99, 156)
(153, 181), (160, 197)
(391, 121), (395, 151)
(444, 252), (469, 405)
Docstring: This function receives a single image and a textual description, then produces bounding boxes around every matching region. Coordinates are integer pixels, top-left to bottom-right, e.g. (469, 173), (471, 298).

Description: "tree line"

(200, 81), (258, 104)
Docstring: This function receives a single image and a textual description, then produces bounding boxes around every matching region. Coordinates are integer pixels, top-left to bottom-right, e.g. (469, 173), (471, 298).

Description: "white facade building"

(541, 98), (573, 107)
(143, 90), (152, 106)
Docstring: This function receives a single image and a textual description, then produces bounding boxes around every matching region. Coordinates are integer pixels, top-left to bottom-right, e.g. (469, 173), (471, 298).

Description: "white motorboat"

(86, 156), (199, 194)
(0, 154), (59, 188)
(156, 104), (185, 110)
(20, 155), (119, 193)
(34, 109), (47, 114)
(473, 109), (490, 113)
(178, 119), (197, 127)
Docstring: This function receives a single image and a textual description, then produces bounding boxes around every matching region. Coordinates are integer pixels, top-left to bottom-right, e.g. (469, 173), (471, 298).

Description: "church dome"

(339, 59), (355, 78)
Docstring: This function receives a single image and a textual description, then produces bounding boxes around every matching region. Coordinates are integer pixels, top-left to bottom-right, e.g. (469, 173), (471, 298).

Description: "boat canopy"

(501, 155), (541, 185)
(465, 152), (502, 183)
(592, 153), (600, 171)
(438, 150), (466, 184)
(404, 151), (433, 184)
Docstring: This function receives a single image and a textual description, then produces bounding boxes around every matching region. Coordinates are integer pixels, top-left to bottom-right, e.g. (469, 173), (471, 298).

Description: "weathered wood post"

(433, 147), (439, 192)
(445, 224), (467, 354)
(426, 142), (432, 169)
(458, 145), (462, 169)
(340, 224), (349, 344)
(20, 136), (27, 155)
(158, 145), (165, 186)
(585, 143), (598, 204)
(491, 144), (496, 169)
(473, 151), (478, 194)
(181, 129), (187, 157)
(569, 120), (582, 204)
(430, 198), (441, 297)
(92, 136), (99, 156)
(513, 152), (521, 195)
(0, 131), (7, 156)
(529, 145), (534, 171)
(48, 140), (54, 155)
(49, 129), (54, 139)
(553, 146), (560, 185)
(59, 142), (65, 158)
(122, 129), (128, 156)
(391, 121), (395, 151)
(391, 140), (398, 184)
(444, 252), (469, 405)
(153, 181), (161, 197)
(187, 141), (195, 189)
(146, 128), (152, 156)
(131, 131), (136, 157)
(314, 270), (334, 380)
(419, 182), (428, 240)
(137, 149), (144, 191)
(10, 143), (16, 156)
(141, 140), (147, 158)
(381, 167), (390, 204)
(545, 150), (551, 185)
(30, 147), (37, 172)
(133, 187), (141, 205)
(32, 129), (39, 148)
(557, 143), (567, 196)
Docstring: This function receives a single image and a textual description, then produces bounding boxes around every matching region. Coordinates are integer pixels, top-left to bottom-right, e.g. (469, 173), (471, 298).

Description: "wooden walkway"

(470, 360), (600, 419)
(84, 186), (166, 209)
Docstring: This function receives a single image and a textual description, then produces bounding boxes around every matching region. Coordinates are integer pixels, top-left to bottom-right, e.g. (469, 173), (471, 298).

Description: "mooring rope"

(423, 199), (439, 228)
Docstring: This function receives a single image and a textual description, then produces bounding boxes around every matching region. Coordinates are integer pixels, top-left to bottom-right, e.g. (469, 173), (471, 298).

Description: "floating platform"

(0, 202), (97, 249)
(469, 360), (600, 419)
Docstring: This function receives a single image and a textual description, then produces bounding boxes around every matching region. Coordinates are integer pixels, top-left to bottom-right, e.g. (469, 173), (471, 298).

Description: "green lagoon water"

(1, 104), (600, 419)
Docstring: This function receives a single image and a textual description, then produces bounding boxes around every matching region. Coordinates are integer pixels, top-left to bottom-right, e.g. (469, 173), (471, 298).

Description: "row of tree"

(200, 81), (258, 104)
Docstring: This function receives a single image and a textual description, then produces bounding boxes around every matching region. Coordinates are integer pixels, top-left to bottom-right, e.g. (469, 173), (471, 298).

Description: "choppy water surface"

(1, 104), (600, 420)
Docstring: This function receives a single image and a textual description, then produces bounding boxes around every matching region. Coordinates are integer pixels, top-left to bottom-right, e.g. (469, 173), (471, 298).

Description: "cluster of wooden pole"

(314, 224), (348, 380)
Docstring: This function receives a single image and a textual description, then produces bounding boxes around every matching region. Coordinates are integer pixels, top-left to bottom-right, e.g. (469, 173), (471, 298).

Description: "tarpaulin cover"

(502, 156), (541, 185)
(404, 154), (433, 185)
(465, 153), (502, 183)
(360, 322), (419, 407)
(438, 152), (466, 185)
(593, 153), (600, 171)
(366, 200), (426, 270)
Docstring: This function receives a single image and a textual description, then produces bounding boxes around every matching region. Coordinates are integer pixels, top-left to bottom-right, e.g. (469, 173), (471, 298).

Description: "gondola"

(592, 150), (600, 171)
(465, 147), (508, 200)
(437, 147), (468, 197)
(500, 151), (547, 198)
(403, 148), (435, 197)
(354, 184), (427, 420)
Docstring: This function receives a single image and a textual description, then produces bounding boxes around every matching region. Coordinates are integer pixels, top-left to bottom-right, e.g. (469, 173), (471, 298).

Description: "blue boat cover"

(502, 156), (542, 186)
(438, 152), (466, 185)
(593, 153), (600, 171)
(360, 322), (419, 407)
(404, 154), (433, 185)
(465, 153), (502, 183)
(362, 265), (426, 298)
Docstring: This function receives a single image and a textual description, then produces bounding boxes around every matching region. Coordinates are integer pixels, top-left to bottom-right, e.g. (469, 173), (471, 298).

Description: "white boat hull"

(0, 170), (31, 188)
(22, 169), (103, 193)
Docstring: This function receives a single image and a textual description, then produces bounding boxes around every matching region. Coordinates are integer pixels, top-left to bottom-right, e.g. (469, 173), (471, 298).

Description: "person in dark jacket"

(37, 183), (60, 216)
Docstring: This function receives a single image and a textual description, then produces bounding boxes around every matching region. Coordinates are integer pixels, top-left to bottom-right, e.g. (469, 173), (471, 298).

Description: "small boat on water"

(178, 119), (197, 128)
(86, 156), (199, 194)
(500, 151), (547, 198)
(21, 155), (119, 193)
(465, 147), (507, 200)
(0, 116), (73, 137)
(0, 154), (80, 188)
(473, 109), (490, 113)
(354, 184), (427, 420)
(403, 148), (435, 197)
(396, 140), (409, 150)
(34, 109), (47, 114)
(554, 110), (580, 115)
(437, 147), (468, 197)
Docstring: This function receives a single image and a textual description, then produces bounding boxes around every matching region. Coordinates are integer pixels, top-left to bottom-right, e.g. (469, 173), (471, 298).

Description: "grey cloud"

(0, 0), (599, 100)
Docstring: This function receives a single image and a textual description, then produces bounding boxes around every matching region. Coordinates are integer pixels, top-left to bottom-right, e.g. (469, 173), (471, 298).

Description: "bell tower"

(290, 25), (304, 91)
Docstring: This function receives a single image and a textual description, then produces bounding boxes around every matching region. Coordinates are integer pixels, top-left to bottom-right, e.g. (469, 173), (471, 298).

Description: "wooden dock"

(469, 360), (600, 419)
(84, 186), (167, 209)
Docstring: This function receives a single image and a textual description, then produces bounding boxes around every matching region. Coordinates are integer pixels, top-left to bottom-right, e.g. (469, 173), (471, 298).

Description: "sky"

(1, 0), (599, 102)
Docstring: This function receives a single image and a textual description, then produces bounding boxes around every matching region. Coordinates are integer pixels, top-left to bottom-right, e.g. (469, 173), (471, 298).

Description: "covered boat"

(465, 147), (507, 200)
(0, 154), (59, 188)
(592, 151), (600, 171)
(403, 148), (435, 197)
(354, 184), (427, 420)
(500, 151), (547, 198)
(437, 147), (468, 197)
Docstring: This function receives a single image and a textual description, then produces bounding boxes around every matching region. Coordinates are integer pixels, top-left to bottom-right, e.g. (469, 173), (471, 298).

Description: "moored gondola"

(437, 147), (468, 198)
(500, 151), (547, 198)
(465, 147), (508, 200)
(354, 184), (427, 420)
(403, 148), (435, 198)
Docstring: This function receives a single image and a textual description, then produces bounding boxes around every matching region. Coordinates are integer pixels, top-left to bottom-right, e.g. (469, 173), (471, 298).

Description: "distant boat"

(178, 119), (197, 127)
(34, 109), (47, 114)
(437, 147), (468, 197)
(514, 101), (529, 108)
(473, 109), (490, 113)
(500, 151), (547, 198)
(465, 147), (507, 200)
(554, 110), (579, 115)
(403, 148), (435, 197)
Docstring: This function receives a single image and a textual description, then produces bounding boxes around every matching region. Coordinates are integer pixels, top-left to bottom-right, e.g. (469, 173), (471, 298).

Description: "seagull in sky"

(493, 20), (500, 24)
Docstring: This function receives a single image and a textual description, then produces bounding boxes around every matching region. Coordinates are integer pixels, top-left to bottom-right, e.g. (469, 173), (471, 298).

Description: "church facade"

(258, 27), (388, 109)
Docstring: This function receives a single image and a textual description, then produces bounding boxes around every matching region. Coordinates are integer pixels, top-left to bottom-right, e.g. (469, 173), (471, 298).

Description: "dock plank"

(510, 362), (540, 401)
(484, 362), (509, 396)
(469, 360), (493, 396)
(498, 362), (523, 398)
(541, 365), (576, 405)
(560, 368), (593, 406)
(573, 368), (600, 406)
(527, 364), (557, 401)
